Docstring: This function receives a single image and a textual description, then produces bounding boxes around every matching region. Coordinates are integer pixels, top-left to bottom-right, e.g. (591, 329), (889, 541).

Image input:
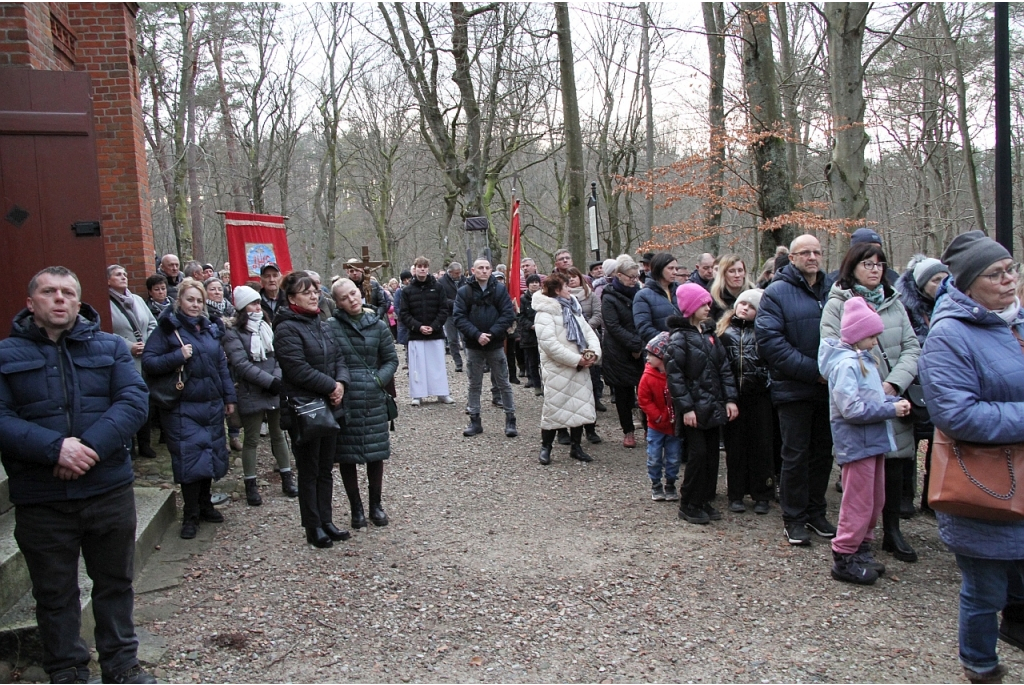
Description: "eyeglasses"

(295, 288), (319, 298)
(618, 272), (639, 282)
(980, 263), (1021, 283)
(791, 250), (822, 258)
(859, 261), (887, 272)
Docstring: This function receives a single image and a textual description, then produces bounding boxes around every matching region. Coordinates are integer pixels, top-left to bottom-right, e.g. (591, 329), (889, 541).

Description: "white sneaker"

(438, 395), (454, 404)
(259, 422), (269, 437)
(410, 398), (422, 406)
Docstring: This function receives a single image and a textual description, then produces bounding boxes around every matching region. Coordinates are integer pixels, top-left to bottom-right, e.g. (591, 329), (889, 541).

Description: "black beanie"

(941, 230), (1012, 290)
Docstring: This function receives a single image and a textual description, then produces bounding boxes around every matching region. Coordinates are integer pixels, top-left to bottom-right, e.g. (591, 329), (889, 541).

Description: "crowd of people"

(1, 227), (1023, 683)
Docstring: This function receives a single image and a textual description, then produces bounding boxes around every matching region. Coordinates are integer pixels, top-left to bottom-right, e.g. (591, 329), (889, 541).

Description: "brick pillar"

(0, 3), (62, 69)
(67, 2), (154, 291)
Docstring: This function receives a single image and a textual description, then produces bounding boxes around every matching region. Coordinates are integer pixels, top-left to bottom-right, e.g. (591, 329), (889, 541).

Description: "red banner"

(507, 199), (522, 308)
(223, 212), (292, 287)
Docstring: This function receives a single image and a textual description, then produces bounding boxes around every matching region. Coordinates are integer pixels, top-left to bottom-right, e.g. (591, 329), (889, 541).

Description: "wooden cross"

(345, 245), (389, 273)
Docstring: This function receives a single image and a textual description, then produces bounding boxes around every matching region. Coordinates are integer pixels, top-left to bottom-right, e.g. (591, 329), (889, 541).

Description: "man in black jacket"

(756, 235), (836, 547)
(259, 263), (288, 323)
(0, 267), (154, 684)
(438, 262), (466, 371)
(399, 257), (452, 405)
(453, 258), (518, 438)
(688, 253), (715, 290)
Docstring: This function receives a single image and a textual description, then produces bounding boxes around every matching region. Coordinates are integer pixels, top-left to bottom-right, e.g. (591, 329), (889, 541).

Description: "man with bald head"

(688, 253), (715, 290)
(158, 254), (183, 302)
(756, 234), (836, 547)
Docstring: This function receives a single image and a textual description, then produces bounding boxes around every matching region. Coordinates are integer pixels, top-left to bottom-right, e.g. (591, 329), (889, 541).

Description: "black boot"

(463, 414), (483, 437)
(368, 462), (388, 526)
(882, 511), (918, 562)
(570, 443), (593, 463)
(305, 526), (333, 548)
(322, 522), (351, 541)
(1000, 603), (1024, 651)
(539, 429), (555, 465)
(280, 470), (298, 497)
(198, 479), (224, 522)
(339, 464), (367, 528)
(557, 428), (571, 445)
(504, 414), (518, 438)
(244, 478), (262, 506)
(585, 424), (602, 444)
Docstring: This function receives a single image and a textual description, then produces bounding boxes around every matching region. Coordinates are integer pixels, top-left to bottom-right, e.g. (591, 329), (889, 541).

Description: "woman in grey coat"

(329, 278), (400, 529)
(820, 242), (921, 563)
(222, 286), (296, 505)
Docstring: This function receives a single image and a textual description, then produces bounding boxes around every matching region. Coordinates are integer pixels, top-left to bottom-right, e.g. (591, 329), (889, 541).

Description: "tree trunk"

(936, 4), (987, 235)
(739, 2), (793, 263)
(774, 4), (801, 190)
(702, 2), (726, 256)
(555, 3), (587, 268)
(825, 3), (870, 227)
(641, 2), (654, 242)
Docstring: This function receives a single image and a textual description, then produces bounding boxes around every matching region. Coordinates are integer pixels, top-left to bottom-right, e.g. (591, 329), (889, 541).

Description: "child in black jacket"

(666, 283), (739, 525)
(716, 289), (773, 515)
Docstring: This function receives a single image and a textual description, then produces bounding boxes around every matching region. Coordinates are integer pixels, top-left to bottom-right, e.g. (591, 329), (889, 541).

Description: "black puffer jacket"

(329, 310), (399, 464)
(453, 276), (515, 352)
(755, 264), (833, 404)
(719, 316), (769, 396)
(222, 324), (282, 416)
(601, 283), (645, 387)
(438, 272), (466, 313)
(518, 290), (538, 348)
(399, 275), (448, 341)
(665, 315), (738, 433)
(273, 306), (350, 402)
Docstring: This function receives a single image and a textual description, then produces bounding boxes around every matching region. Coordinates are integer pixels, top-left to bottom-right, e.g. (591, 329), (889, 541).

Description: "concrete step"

(0, 463), (11, 515)
(0, 486), (176, 649)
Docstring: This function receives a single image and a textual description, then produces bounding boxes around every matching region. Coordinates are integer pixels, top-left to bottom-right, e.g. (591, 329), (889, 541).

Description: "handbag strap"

(1012, 327), (1024, 357)
(110, 295), (143, 341)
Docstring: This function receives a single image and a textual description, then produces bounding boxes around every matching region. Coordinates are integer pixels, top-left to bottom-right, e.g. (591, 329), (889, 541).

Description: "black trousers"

(724, 394), (774, 502)
(610, 384), (638, 435)
(590, 365), (605, 399)
(14, 484), (139, 677)
(776, 400), (834, 524)
(884, 457), (906, 516)
(289, 430), (335, 528)
(506, 338), (519, 379)
(523, 346), (541, 386)
(542, 426), (583, 447)
(338, 460), (385, 511)
(680, 426), (720, 508)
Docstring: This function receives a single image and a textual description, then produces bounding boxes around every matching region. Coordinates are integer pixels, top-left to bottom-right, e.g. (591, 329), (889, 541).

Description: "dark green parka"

(328, 309), (399, 464)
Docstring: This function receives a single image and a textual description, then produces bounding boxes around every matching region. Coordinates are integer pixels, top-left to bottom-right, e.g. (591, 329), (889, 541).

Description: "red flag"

(507, 199), (522, 307)
(223, 212), (293, 287)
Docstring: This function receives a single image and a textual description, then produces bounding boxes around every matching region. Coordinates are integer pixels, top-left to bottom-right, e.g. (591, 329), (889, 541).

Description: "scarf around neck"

(996, 297), (1022, 325)
(853, 283), (885, 309)
(611, 277), (640, 299)
(245, 311), (274, 361)
(556, 295), (588, 353)
(206, 298), (229, 316)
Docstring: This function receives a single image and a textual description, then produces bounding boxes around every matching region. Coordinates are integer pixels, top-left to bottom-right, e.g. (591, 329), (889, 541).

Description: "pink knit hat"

(675, 283), (713, 318)
(841, 297), (884, 345)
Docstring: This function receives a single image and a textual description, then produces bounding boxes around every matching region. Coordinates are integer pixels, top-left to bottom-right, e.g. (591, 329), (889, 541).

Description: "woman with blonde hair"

(143, 279), (237, 539)
(710, 254), (754, 321)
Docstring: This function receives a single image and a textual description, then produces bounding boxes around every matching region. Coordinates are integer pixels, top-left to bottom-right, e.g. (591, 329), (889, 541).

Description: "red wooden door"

(0, 69), (109, 338)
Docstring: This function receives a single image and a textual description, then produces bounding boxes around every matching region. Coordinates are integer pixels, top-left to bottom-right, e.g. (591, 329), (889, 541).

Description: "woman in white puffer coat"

(533, 273), (603, 465)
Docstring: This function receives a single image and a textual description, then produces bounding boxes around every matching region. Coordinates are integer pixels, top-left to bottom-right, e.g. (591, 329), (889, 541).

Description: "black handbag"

(287, 396), (340, 445)
(146, 329), (190, 409)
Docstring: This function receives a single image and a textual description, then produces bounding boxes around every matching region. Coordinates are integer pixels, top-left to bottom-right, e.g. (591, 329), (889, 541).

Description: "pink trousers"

(832, 454), (885, 555)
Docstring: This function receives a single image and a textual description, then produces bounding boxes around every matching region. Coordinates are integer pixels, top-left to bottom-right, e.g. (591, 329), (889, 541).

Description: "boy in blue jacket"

(819, 297), (911, 585)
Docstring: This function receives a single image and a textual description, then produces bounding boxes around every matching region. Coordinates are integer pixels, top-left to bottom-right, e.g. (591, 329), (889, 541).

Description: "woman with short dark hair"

(274, 271), (351, 548)
(820, 242), (920, 561)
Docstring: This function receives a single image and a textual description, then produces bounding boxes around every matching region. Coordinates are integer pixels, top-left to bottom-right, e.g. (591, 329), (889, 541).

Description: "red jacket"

(638, 363), (675, 436)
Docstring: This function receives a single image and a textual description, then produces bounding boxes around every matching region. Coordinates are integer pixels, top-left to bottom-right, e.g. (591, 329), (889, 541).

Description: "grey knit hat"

(735, 288), (764, 311)
(912, 258), (948, 289)
(941, 231), (1012, 290)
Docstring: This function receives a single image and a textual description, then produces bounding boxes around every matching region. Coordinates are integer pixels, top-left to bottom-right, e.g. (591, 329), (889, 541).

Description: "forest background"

(139, 2), (1024, 280)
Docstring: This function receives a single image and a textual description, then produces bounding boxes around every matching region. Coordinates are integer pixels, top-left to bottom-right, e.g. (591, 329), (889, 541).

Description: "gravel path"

(135, 358), (1023, 683)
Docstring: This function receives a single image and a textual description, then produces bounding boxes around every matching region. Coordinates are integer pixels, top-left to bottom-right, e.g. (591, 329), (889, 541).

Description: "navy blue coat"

(755, 264), (833, 404)
(453, 276), (516, 352)
(919, 282), (1024, 559)
(632, 280), (677, 345)
(0, 305), (148, 505)
(143, 310), (236, 485)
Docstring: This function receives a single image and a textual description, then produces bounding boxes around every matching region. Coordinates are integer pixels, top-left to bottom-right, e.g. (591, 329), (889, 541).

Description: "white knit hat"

(233, 285), (260, 311)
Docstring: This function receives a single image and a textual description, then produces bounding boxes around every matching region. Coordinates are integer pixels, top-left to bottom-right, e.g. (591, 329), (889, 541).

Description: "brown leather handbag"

(928, 428), (1024, 521)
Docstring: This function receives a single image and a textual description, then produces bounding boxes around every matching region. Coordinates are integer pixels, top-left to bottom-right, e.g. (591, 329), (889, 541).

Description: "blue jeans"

(954, 554), (1024, 672)
(646, 428), (682, 483)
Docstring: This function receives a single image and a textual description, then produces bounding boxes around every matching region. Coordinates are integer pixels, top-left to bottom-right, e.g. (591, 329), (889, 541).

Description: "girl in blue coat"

(143, 279), (236, 540)
(818, 297), (910, 586)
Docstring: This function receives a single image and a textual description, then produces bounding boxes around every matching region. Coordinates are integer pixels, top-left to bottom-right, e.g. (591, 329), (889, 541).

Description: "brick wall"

(0, 2), (155, 290)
